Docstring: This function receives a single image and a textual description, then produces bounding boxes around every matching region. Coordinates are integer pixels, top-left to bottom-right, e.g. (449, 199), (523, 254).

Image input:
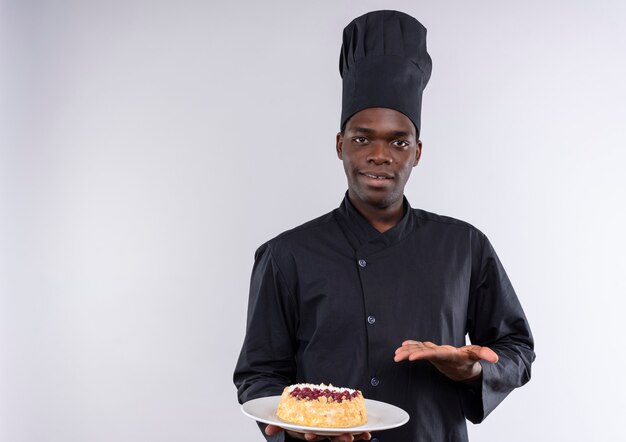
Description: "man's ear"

(336, 132), (344, 160)
(413, 140), (423, 167)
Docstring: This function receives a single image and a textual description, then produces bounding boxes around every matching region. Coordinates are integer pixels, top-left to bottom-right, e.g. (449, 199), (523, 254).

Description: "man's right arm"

(233, 243), (299, 440)
(234, 244), (371, 442)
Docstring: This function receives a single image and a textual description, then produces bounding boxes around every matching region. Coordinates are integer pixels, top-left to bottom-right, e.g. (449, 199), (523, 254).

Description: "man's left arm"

(463, 234), (535, 422)
(395, 233), (535, 423)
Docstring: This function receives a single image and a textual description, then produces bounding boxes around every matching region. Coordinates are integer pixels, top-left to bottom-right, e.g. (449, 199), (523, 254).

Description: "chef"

(234, 10), (535, 442)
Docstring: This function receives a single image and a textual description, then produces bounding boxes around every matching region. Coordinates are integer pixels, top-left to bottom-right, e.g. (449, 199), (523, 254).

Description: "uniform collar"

(336, 191), (415, 251)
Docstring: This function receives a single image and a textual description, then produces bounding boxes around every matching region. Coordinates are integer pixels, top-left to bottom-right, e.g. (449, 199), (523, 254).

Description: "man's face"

(336, 107), (422, 210)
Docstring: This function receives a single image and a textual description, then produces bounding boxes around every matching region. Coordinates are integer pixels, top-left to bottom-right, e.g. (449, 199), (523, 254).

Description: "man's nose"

(367, 142), (392, 164)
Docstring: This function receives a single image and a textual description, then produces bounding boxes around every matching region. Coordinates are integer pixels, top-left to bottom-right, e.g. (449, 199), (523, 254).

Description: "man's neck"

(348, 193), (405, 233)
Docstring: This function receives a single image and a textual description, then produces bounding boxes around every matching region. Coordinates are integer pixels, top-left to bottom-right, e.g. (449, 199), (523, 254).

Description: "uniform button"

(371, 438), (379, 442)
(358, 259), (367, 267)
(367, 315), (376, 325)
(371, 377), (379, 387)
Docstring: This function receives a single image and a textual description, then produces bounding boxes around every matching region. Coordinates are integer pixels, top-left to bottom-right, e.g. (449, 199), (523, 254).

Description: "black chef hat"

(339, 10), (432, 135)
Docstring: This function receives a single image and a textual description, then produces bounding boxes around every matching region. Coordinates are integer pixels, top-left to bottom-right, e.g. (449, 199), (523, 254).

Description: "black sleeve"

(234, 243), (299, 440)
(461, 234), (535, 423)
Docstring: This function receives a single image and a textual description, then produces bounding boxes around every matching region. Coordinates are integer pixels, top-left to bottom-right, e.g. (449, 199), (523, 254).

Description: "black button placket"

(355, 247), (385, 399)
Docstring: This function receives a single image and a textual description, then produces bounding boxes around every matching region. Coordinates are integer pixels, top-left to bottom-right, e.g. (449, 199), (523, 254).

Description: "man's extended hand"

(393, 340), (498, 382)
(265, 424), (371, 441)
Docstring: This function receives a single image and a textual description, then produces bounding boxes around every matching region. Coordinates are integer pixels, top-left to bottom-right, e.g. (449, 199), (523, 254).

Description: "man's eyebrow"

(349, 127), (375, 134)
(391, 130), (412, 138)
(347, 127), (415, 138)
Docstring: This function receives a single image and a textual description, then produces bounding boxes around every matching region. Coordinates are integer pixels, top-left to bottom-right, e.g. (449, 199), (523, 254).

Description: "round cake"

(276, 383), (367, 428)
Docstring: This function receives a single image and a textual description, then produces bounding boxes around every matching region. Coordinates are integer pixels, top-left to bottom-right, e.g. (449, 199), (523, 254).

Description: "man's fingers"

(265, 425), (283, 436)
(394, 344), (419, 361)
(408, 347), (439, 361)
(269, 426), (323, 441)
(400, 340), (439, 349)
(330, 431), (371, 441)
(394, 342), (421, 361)
(393, 352), (408, 362)
(405, 342), (451, 361)
(461, 345), (498, 363)
(472, 345), (499, 363)
(394, 344), (440, 362)
(396, 341), (499, 366)
(265, 419), (371, 440)
(330, 434), (354, 442)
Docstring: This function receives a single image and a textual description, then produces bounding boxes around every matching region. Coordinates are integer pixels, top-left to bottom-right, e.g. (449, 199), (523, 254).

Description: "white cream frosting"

(287, 383), (358, 394)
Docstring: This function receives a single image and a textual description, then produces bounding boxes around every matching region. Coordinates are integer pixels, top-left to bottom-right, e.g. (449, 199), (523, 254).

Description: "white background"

(2, 1), (625, 441)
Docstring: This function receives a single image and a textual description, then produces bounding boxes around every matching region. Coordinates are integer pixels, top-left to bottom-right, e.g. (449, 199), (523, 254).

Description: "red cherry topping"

(289, 386), (361, 402)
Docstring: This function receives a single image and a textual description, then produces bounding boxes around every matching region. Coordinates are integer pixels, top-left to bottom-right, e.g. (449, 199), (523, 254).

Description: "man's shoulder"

(258, 208), (340, 252)
(411, 207), (485, 238)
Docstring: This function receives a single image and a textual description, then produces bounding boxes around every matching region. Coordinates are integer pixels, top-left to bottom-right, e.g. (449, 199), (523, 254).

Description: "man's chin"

(351, 189), (402, 210)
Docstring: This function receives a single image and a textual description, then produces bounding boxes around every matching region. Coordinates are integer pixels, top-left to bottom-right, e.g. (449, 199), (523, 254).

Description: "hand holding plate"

(265, 424), (371, 441)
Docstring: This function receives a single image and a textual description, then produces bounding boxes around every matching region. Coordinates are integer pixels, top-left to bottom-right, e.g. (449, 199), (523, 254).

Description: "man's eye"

(352, 137), (368, 144)
(393, 140), (410, 148)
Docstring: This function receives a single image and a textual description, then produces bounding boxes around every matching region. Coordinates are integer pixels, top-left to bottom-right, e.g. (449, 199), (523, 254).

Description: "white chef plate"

(241, 395), (409, 436)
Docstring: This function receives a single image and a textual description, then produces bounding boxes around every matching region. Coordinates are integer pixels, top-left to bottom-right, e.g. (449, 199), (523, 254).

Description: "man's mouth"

(360, 172), (393, 180)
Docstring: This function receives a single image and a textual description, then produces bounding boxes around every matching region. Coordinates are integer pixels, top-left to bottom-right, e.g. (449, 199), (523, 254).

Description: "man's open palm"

(394, 340), (499, 382)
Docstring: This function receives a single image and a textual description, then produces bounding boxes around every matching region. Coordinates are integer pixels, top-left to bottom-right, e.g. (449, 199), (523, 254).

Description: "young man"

(234, 10), (534, 442)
